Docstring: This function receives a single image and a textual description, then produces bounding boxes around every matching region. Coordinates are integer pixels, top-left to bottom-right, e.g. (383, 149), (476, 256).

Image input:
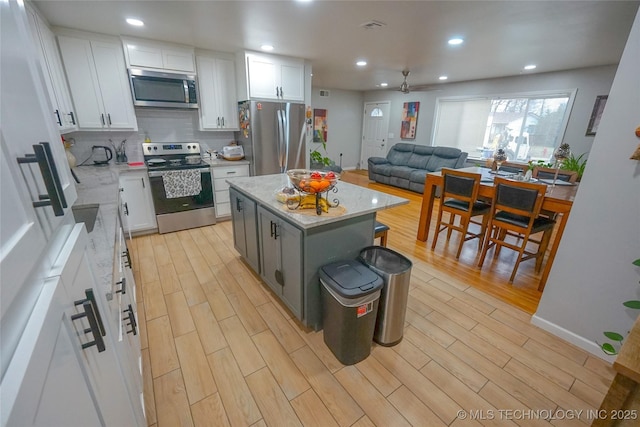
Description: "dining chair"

(374, 221), (389, 247)
(532, 166), (578, 183)
(477, 177), (556, 283)
(431, 168), (491, 259)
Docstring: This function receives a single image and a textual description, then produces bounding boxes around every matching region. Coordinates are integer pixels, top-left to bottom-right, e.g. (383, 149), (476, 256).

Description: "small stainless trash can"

(359, 246), (413, 346)
(319, 260), (383, 365)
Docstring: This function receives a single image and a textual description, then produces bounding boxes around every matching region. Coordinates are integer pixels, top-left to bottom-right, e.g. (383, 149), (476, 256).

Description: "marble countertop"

(227, 173), (409, 229)
(203, 157), (251, 167)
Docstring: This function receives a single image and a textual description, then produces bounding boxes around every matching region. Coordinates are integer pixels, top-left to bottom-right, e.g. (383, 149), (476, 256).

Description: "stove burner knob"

(153, 146), (158, 150)
(146, 147), (151, 151)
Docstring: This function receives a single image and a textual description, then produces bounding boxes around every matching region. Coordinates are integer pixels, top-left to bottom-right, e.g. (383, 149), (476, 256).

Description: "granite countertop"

(227, 173), (409, 229)
(203, 157), (251, 167)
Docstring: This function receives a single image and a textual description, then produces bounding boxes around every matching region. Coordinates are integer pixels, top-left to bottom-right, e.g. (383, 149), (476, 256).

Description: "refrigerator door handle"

(276, 110), (286, 172)
(283, 104), (290, 171)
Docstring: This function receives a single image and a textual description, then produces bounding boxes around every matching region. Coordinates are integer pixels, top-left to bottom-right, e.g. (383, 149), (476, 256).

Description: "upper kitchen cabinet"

(25, 4), (77, 133)
(196, 52), (239, 130)
(57, 31), (137, 131)
(123, 37), (195, 73)
(239, 52), (305, 102)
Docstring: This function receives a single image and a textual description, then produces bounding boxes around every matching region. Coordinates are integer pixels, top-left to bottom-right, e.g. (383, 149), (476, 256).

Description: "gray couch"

(368, 143), (468, 193)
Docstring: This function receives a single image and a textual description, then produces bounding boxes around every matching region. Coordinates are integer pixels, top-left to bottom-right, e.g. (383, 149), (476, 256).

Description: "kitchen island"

(226, 173), (408, 330)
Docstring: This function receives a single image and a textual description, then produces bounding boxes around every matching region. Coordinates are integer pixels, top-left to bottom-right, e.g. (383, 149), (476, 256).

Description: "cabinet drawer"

(216, 202), (231, 217)
(215, 190), (230, 204)
(214, 178), (230, 192)
(212, 165), (249, 179)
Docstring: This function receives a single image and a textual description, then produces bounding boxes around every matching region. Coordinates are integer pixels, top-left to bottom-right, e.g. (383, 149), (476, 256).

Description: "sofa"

(368, 143), (468, 193)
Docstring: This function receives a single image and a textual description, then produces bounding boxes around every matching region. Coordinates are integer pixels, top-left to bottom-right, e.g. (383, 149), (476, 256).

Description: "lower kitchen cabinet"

(258, 206), (302, 318)
(212, 164), (249, 218)
(119, 170), (157, 233)
(1, 224), (145, 426)
(230, 187), (260, 273)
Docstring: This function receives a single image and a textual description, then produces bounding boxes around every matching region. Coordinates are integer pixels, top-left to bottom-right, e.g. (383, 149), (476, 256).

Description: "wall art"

(313, 109), (328, 143)
(401, 102), (420, 139)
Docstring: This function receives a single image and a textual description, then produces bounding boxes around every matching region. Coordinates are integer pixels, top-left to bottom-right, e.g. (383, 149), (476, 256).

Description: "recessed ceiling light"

(261, 44), (274, 52)
(448, 38), (464, 45)
(126, 18), (144, 27)
(380, 82), (388, 87)
(439, 75), (448, 80)
(524, 64), (537, 70)
(356, 60), (367, 67)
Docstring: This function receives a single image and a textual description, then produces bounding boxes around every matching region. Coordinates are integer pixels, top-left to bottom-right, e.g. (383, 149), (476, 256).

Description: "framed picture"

(313, 109), (327, 143)
(401, 102), (420, 139)
(586, 95), (608, 136)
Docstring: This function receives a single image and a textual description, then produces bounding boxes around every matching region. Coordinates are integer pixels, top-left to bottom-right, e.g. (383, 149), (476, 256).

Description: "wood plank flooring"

(131, 171), (613, 426)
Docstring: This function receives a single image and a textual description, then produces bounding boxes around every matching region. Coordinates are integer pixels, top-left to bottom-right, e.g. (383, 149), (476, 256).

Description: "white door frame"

(360, 101), (391, 169)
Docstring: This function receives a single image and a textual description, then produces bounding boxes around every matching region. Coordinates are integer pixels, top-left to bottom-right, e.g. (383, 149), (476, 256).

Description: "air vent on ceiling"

(319, 90), (330, 97)
(360, 20), (386, 30)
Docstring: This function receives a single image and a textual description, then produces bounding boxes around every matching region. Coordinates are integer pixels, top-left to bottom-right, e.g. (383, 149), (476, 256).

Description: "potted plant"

(561, 153), (588, 181)
(599, 258), (640, 355)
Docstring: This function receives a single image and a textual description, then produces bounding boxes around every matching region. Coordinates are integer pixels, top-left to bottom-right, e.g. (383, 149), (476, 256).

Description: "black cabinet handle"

(217, 117), (220, 126)
(270, 221), (275, 238)
(55, 109), (62, 125)
(236, 197), (243, 212)
(68, 111), (76, 125)
(100, 114), (105, 126)
(107, 114), (112, 125)
(141, 177), (145, 189)
(115, 277), (126, 295)
(271, 221), (279, 240)
(72, 289), (106, 352)
(221, 117), (225, 127)
(123, 202), (129, 216)
(123, 304), (137, 335)
(16, 142), (67, 216)
(122, 250), (131, 268)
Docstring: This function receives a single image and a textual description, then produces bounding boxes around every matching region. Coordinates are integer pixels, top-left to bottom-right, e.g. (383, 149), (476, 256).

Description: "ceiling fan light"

(439, 75), (448, 80)
(380, 82), (388, 87)
(448, 37), (464, 45)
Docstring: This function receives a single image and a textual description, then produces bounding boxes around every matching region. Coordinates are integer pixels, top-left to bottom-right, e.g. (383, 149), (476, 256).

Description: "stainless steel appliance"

(129, 68), (198, 109)
(237, 100), (306, 176)
(92, 145), (113, 165)
(142, 142), (215, 233)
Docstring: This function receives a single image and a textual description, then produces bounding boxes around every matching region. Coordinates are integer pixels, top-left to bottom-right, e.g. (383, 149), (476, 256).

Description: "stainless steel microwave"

(128, 68), (198, 109)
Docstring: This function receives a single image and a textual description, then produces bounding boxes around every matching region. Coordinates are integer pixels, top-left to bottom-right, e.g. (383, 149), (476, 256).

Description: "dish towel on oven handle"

(161, 169), (202, 198)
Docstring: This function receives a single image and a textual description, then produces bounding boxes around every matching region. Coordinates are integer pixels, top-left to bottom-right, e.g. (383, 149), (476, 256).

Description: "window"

(432, 91), (575, 162)
(370, 107), (383, 117)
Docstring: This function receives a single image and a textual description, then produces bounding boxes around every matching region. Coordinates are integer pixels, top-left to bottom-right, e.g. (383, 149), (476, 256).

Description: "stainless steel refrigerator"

(237, 100), (306, 176)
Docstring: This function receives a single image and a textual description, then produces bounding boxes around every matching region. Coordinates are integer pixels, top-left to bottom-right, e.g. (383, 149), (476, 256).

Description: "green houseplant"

(310, 141), (332, 169)
(561, 153), (588, 181)
(600, 258), (640, 355)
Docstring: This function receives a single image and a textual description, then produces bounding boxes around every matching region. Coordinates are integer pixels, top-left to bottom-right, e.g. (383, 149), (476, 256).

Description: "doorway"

(360, 101), (390, 169)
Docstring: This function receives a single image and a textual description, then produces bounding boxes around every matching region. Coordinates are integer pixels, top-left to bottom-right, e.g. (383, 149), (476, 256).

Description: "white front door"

(360, 101), (390, 169)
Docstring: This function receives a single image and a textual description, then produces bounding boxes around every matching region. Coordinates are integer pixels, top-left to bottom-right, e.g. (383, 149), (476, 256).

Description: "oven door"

(148, 168), (213, 214)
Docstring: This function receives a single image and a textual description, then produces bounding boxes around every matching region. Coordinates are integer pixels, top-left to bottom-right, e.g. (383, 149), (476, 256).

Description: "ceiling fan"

(397, 70), (440, 94)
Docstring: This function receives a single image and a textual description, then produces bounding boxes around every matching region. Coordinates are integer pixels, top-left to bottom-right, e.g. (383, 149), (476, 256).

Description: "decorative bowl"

(286, 169), (340, 194)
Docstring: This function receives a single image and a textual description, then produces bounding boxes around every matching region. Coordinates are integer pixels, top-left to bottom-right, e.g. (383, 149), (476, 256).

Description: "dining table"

(416, 166), (579, 291)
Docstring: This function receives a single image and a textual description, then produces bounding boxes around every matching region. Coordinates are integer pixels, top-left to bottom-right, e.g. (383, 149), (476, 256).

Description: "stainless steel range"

(142, 142), (215, 234)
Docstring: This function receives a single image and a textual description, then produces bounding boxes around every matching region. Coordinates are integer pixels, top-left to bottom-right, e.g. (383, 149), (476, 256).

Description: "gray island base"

(227, 173), (409, 330)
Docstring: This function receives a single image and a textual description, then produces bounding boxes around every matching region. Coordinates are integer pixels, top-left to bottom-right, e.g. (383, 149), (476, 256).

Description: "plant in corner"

(599, 258), (640, 355)
(561, 153), (588, 181)
(310, 141), (332, 169)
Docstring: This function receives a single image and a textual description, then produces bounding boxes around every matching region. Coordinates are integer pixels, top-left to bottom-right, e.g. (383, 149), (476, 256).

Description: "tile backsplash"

(66, 108), (235, 164)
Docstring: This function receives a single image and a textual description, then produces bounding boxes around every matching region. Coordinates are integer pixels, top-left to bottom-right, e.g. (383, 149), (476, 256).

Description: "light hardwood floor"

(132, 171), (613, 427)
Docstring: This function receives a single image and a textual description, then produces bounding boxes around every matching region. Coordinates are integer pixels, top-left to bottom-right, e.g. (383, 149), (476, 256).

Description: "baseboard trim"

(342, 166), (356, 171)
(531, 314), (616, 363)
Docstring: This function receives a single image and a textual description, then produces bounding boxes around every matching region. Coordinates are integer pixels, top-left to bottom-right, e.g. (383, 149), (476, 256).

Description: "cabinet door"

(57, 35), (105, 129)
(120, 172), (157, 232)
(91, 40), (137, 130)
(258, 207), (281, 295)
(1, 279), (104, 427)
(278, 220), (303, 318)
(243, 195), (260, 272)
(196, 55), (222, 129)
(215, 57), (239, 129)
(279, 59), (305, 102)
(162, 48), (195, 72)
(247, 54), (279, 100)
(126, 43), (164, 69)
(230, 188), (247, 257)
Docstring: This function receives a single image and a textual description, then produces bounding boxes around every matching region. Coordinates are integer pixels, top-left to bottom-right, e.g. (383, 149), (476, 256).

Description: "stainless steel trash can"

(319, 260), (383, 365)
(359, 246), (413, 346)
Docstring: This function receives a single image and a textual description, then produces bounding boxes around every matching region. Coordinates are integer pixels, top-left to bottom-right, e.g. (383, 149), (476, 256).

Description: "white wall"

(310, 88), (364, 169)
(533, 11), (640, 360)
(363, 65), (617, 159)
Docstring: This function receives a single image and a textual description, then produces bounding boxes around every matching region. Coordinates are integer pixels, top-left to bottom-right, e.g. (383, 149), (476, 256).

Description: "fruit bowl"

(286, 169), (340, 194)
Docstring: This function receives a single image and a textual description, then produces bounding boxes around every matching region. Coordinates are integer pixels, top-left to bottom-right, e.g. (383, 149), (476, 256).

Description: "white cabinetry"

(25, 4), (77, 133)
(1, 225), (146, 427)
(123, 37), (195, 73)
(245, 53), (305, 101)
(212, 164), (250, 218)
(57, 32), (137, 130)
(196, 54), (239, 130)
(119, 170), (157, 233)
